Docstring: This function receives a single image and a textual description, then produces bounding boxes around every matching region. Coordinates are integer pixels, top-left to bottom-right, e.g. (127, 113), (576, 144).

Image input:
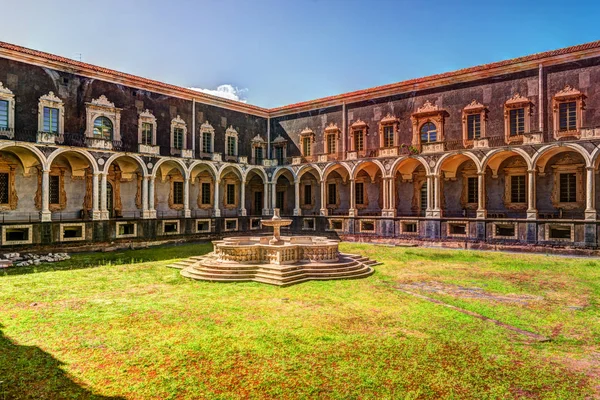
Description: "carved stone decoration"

(35, 167), (67, 211)
(170, 115), (188, 155)
(504, 93), (533, 144)
(379, 114), (399, 149)
(550, 154), (585, 210)
(0, 82), (15, 132)
(83, 171), (92, 211)
(552, 85), (585, 140)
(324, 123), (340, 155)
(137, 109), (158, 154)
(196, 172), (214, 209)
(85, 95), (122, 142)
(410, 169), (427, 214)
(411, 101), (447, 146)
(462, 100), (487, 147)
(299, 127), (315, 158)
(0, 157), (18, 211)
(459, 161), (478, 210)
(349, 119), (368, 154)
(502, 158), (528, 211)
(38, 92), (65, 135)
(135, 173), (142, 209)
(168, 173), (185, 211)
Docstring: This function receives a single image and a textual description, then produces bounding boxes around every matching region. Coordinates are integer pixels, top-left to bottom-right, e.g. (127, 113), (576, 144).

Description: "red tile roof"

(2, 39), (600, 117)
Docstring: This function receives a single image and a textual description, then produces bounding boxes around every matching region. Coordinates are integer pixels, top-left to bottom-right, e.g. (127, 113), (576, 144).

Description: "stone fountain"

(168, 209), (378, 286)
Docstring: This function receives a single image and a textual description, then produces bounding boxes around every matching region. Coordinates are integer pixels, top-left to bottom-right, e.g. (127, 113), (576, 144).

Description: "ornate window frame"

(326, 177), (342, 209)
(502, 159), (528, 211)
(85, 95), (121, 141)
(462, 100), (486, 147)
(324, 123), (340, 155)
(170, 115), (187, 154)
(38, 92), (65, 134)
(225, 126), (239, 160)
(300, 127), (315, 157)
(197, 173), (214, 209)
(552, 85), (585, 140)
(379, 114), (398, 148)
(168, 174), (185, 210)
(504, 93), (532, 144)
(411, 101), (446, 146)
(272, 135), (287, 164)
(349, 119), (367, 153)
(0, 82), (15, 132)
(300, 179), (316, 210)
(355, 177), (370, 210)
(138, 109), (157, 145)
(251, 134), (267, 164)
(550, 155), (584, 210)
(223, 177), (239, 209)
(0, 158), (18, 211)
(200, 121), (215, 155)
(459, 162), (479, 210)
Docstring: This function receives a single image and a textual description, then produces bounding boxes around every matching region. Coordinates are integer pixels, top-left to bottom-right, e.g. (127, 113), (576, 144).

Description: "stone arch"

(435, 151), (482, 176)
(532, 143), (592, 172)
(218, 163), (244, 181)
(0, 142), (47, 169)
(481, 148), (533, 173)
(273, 166), (297, 182)
(243, 166), (267, 184)
(391, 156), (430, 177)
(152, 158), (188, 180)
(188, 160), (218, 181)
(322, 162), (352, 181)
(352, 159), (385, 180)
(46, 147), (98, 174)
(297, 164), (323, 181)
(103, 153), (148, 176)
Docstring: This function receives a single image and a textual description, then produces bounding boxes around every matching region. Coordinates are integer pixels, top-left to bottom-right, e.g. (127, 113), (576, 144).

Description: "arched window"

(93, 117), (113, 139)
(420, 122), (437, 143)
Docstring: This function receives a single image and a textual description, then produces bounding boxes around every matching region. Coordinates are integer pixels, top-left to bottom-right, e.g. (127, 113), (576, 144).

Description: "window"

(559, 101), (577, 131)
(173, 181), (184, 205)
(0, 100), (8, 130)
(466, 114), (480, 140)
(227, 136), (236, 156)
(467, 177), (478, 204)
(326, 134), (336, 154)
(202, 132), (212, 153)
(383, 125), (394, 147)
(274, 147), (284, 165)
(559, 173), (577, 203)
(93, 117), (113, 139)
(509, 108), (525, 136)
(276, 191), (284, 210)
(354, 129), (364, 151)
(510, 175), (526, 203)
(303, 184), (312, 205)
(328, 183), (337, 205)
(141, 122), (153, 145)
(420, 122), (437, 143)
(226, 184), (235, 205)
(49, 175), (60, 204)
(403, 222), (418, 233)
(173, 128), (184, 150)
(254, 191), (263, 213)
(0, 172), (8, 203)
(302, 137), (311, 156)
(355, 182), (364, 205)
(420, 182), (428, 211)
(43, 107), (59, 133)
(201, 182), (211, 205)
(254, 147), (263, 164)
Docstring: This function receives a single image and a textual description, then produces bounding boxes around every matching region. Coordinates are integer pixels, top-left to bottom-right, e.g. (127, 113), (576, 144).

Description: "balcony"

(85, 137), (121, 151)
(377, 147), (399, 157)
(421, 141), (446, 153)
(171, 148), (193, 158)
(138, 143), (160, 155)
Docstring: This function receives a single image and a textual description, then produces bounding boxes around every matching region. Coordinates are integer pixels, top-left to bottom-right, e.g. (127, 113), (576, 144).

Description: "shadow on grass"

(0, 241), (213, 277)
(0, 324), (124, 399)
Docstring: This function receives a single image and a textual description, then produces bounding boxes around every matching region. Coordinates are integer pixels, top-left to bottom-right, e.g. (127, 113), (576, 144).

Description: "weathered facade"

(2, 40), (600, 251)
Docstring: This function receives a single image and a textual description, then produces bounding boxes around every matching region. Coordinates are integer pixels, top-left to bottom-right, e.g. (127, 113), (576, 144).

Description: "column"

(40, 169), (51, 222)
(585, 166), (596, 220)
(100, 173), (108, 220)
(432, 174), (441, 218)
(426, 175), (433, 214)
(213, 179), (221, 217)
(142, 176), (149, 218)
(320, 180), (327, 216)
(527, 169), (537, 220)
(348, 178), (356, 217)
(183, 178), (191, 218)
(293, 179), (301, 216)
(148, 176), (156, 218)
(262, 181), (270, 215)
(387, 177), (396, 217)
(476, 172), (486, 219)
(271, 181), (277, 213)
(240, 180), (247, 216)
(92, 172), (101, 220)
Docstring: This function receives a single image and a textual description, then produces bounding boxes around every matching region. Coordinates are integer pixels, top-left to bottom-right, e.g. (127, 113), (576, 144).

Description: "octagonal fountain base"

(168, 235), (379, 287)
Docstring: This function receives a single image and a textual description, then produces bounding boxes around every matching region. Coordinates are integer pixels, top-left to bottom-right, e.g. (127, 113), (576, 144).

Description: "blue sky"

(1, 0), (599, 108)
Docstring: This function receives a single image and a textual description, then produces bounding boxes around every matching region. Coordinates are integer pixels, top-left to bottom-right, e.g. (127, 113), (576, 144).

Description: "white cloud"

(188, 84), (248, 103)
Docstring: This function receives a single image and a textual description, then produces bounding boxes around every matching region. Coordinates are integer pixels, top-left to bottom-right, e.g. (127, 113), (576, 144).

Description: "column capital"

(586, 166), (596, 171)
(527, 169), (537, 174)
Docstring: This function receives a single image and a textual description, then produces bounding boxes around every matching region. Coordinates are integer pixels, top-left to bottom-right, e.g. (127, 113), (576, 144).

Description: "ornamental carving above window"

(462, 100), (487, 147)
(379, 114), (398, 149)
(552, 85), (585, 140)
(503, 93), (532, 144)
(411, 101), (447, 146)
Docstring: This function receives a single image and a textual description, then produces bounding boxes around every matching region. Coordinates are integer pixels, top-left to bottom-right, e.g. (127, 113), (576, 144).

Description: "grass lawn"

(1, 242), (599, 399)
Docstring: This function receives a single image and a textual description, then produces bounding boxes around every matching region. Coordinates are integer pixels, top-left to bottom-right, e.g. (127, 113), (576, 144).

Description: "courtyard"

(0, 243), (598, 399)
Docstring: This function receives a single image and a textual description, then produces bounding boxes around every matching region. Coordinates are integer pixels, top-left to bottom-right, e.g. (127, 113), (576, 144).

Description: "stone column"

(387, 177), (396, 217)
(262, 181), (270, 216)
(142, 176), (149, 218)
(320, 180), (327, 216)
(293, 179), (301, 216)
(585, 166), (596, 220)
(92, 172), (101, 220)
(240, 180), (247, 216)
(213, 179), (221, 217)
(40, 169), (51, 222)
(527, 169), (537, 220)
(271, 181), (277, 212)
(476, 171), (486, 219)
(348, 178), (356, 217)
(426, 175), (433, 214)
(183, 178), (191, 218)
(100, 173), (108, 220)
(429, 174), (441, 218)
(148, 176), (156, 218)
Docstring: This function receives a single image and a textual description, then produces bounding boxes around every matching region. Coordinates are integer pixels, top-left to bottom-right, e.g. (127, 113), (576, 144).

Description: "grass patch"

(0, 242), (599, 399)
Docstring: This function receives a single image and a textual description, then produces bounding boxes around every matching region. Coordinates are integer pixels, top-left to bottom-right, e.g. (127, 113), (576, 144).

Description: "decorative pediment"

(553, 153), (585, 167)
(172, 115), (186, 126)
(324, 122), (340, 133)
(226, 126), (238, 136)
(0, 82), (14, 96)
(463, 100), (486, 112)
(139, 109), (156, 121)
(300, 127), (314, 136)
(90, 95), (115, 108)
(351, 119), (368, 129)
(416, 100), (439, 113)
(555, 85), (584, 99)
(39, 91), (62, 104)
(505, 93), (531, 107)
(273, 135), (287, 144)
(200, 121), (214, 132)
(251, 134), (265, 143)
(380, 114), (398, 124)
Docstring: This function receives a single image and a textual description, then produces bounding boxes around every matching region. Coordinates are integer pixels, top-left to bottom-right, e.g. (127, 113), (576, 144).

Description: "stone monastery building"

(1, 40), (600, 250)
